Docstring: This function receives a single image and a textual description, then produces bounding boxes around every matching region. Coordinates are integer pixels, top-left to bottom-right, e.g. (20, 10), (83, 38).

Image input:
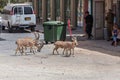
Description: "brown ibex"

(15, 32), (44, 55)
(53, 36), (78, 56)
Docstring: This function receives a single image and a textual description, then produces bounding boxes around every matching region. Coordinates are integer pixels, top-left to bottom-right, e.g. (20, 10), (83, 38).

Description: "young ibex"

(15, 32), (44, 55)
(53, 36), (78, 56)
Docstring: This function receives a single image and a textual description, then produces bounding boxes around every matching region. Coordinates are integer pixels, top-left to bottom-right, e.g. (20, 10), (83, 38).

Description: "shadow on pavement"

(77, 40), (120, 57)
(65, 26), (120, 57)
(0, 38), (6, 41)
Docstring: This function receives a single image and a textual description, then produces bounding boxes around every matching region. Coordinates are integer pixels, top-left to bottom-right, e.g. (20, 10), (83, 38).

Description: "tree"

(0, 0), (30, 10)
(0, 0), (7, 9)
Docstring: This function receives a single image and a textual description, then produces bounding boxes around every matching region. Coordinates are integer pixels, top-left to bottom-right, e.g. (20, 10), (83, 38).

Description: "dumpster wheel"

(45, 41), (48, 44)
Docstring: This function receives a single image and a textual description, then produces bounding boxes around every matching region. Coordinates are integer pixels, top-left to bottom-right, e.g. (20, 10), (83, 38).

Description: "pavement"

(0, 24), (120, 80)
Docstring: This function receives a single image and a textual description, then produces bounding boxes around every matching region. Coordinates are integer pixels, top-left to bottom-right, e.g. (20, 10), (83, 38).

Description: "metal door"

(13, 6), (23, 25)
(94, 1), (105, 39)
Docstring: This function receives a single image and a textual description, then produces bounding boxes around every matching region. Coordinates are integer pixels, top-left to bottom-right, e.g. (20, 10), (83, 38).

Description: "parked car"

(1, 3), (36, 32)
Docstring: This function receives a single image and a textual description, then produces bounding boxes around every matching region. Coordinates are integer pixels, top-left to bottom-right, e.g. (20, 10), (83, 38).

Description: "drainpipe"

(83, 0), (88, 33)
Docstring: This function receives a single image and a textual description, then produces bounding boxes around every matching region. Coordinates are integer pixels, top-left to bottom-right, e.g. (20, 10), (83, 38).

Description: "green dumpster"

(43, 21), (66, 43)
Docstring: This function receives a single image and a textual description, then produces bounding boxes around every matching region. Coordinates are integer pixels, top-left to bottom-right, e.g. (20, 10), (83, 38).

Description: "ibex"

(53, 36), (78, 56)
(15, 32), (44, 55)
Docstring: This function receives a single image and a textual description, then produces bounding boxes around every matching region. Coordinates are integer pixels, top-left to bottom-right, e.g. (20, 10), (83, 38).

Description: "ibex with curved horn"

(15, 31), (44, 55)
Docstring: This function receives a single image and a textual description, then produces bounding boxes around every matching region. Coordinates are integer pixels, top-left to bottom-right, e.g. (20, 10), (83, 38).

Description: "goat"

(15, 32), (44, 55)
(15, 38), (35, 55)
(53, 37), (78, 56)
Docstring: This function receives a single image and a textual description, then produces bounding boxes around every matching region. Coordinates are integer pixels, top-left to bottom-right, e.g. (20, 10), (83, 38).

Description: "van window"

(2, 9), (10, 14)
(14, 7), (23, 15)
(24, 7), (33, 14)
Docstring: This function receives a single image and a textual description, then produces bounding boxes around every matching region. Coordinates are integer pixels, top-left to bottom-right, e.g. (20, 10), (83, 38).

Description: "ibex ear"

(71, 36), (74, 41)
(75, 36), (77, 40)
(72, 36), (77, 40)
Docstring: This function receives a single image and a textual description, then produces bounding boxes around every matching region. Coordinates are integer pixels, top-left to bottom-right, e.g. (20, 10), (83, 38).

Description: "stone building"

(29, 0), (120, 40)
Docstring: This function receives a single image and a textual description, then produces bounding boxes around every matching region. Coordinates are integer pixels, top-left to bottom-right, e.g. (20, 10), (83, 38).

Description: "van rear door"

(22, 6), (36, 26)
(13, 6), (23, 25)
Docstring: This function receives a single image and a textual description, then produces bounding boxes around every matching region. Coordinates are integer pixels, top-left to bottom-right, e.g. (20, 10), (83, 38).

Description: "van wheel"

(45, 41), (48, 44)
(8, 28), (13, 33)
(2, 26), (5, 30)
(8, 23), (13, 33)
(31, 27), (35, 32)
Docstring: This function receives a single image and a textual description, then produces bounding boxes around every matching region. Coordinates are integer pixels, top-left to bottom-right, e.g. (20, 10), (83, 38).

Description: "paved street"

(0, 25), (120, 80)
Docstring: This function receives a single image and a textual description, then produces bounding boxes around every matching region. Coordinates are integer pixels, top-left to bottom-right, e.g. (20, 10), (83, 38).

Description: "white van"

(2, 3), (36, 32)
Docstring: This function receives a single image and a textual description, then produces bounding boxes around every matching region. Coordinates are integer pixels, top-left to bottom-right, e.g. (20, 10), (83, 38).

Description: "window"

(24, 7), (33, 14)
(14, 7), (17, 14)
(14, 7), (23, 15)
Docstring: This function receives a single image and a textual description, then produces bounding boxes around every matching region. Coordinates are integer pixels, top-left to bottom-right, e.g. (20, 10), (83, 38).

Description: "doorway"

(93, 1), (105, 39)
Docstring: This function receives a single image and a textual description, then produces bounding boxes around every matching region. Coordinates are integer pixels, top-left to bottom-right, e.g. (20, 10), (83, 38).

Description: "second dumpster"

(43, 21), (66, 44)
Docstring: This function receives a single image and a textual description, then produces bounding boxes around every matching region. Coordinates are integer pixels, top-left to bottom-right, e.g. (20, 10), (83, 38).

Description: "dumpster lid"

(43, 21), (64, 26)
